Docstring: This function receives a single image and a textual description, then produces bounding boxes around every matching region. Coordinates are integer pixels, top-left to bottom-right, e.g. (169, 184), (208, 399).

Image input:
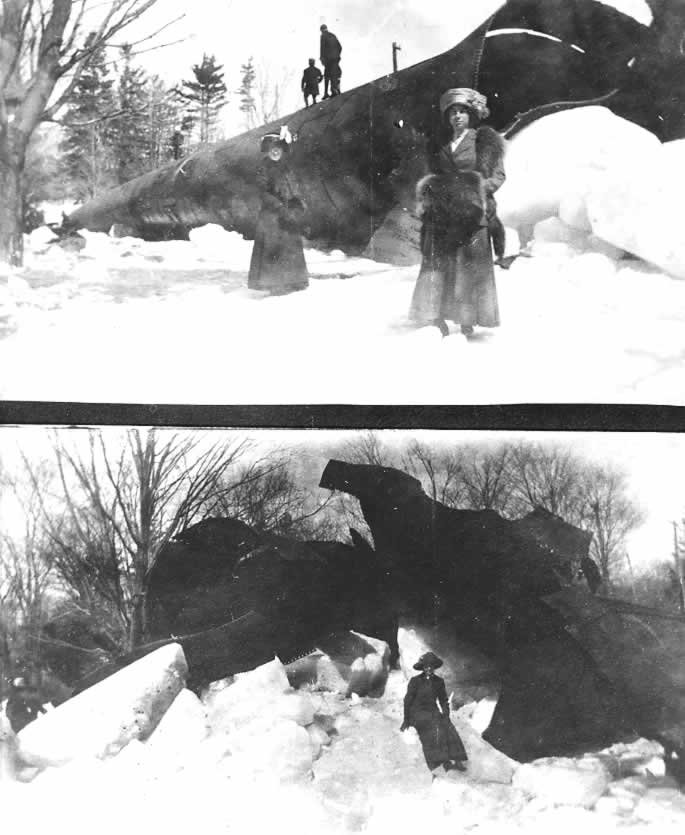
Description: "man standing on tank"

(320, 24), (342, 98)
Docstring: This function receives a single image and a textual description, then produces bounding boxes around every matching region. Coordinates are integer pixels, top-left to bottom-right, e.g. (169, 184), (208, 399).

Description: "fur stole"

(474, 126), (506, 180)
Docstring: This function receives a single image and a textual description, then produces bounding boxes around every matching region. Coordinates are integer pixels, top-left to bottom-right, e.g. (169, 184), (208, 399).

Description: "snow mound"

(4, 640), (682, 835)
(145, 687), (209, 764)
(452, 715), (517, 783)
(499, 106), (660, 236)
(204, 657), (291, 732)
(17, 643), (187, 767)
(513, 756), (612, 808)
(188, 223), (253, 267)
(586, 138), (685, 278)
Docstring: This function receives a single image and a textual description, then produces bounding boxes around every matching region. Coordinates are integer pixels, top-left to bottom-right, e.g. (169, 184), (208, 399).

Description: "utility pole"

(672, 521), (684, 614)
(392, 42), (401, 73)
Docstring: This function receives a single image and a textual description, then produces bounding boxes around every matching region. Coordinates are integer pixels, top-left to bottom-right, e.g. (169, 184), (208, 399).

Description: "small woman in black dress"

(401, 651), (468, 773)
(409, 88), (506, 337)
(248, 133), (309, 295)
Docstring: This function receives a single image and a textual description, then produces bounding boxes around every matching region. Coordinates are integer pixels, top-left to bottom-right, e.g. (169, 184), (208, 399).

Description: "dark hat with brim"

(260, 133), (289, 154)
(413, 651), (443, 670)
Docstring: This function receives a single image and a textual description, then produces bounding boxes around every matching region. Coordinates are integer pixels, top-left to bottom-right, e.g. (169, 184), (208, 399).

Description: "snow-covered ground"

(4, 636), (684, 835)
(1, 223), (683, 404)
(2, 107), (685, 404)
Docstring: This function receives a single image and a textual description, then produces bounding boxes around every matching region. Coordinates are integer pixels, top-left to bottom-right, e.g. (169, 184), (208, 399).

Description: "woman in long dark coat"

(401, 651), (468, 773)
(248, 133), (309, 295)
(409, 88), (505, 337)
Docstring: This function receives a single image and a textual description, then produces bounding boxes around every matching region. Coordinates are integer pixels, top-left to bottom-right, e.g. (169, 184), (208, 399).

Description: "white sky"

(0, 426), (681, 574)
(124, 0), (653, 136)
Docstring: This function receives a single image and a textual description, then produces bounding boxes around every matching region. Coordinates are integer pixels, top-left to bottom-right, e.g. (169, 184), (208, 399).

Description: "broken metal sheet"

(319, 459), (684, 761)
(545, 587), (685, 749)
(49, 457), (685, 765)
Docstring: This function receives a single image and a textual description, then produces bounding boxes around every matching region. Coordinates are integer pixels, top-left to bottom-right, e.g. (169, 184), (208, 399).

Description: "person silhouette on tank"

(301, 58), (323, 107)
(320, 24), (342, 98)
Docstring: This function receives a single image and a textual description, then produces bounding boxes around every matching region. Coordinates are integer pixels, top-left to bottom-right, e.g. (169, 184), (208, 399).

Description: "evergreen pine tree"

(112, 44), (150, 183)
(144, 75), (186, 168)
(237, 57), (257, 130)
(59, 41), (117, 199)
(176, 54), (228, 146)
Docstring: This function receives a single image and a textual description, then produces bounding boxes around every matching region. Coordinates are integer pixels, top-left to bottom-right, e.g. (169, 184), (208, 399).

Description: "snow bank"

(451, 714), (517, 783)
(204, 657), (291, 730)
(0, 713), (18, 782)
(498, 106), (660, 237)
(586, 138), (685, 278)
(203, 658), (319, 782)
(6, 105), (685, 403)
(513, 757), (612, 808)
(315, 654), (351, 692)
(5, 238), (685, 403)
(145, 687), (209, 764)
(594, 737), (667, 779)
(17, 644), (187, 766)
(500, 105), (685, 279)
(5, 645), (684, 835)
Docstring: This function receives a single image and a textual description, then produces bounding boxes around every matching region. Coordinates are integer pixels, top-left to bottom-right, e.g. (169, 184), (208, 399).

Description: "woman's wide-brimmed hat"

(439, 87), (490, 120)
(413, 651), (444, 670)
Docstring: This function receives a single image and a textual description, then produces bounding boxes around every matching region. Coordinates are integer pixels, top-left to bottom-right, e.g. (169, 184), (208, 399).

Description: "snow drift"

(17, 643), (187, 766)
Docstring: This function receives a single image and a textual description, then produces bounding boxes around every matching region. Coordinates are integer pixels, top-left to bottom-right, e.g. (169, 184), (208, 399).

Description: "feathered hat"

(439, 88), (490, 120)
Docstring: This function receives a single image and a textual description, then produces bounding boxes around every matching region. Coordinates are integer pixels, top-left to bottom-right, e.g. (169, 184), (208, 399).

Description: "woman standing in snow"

(409, 88), (505, 337)
(248, 133), (309, 295)
(400, 651), (467, 773)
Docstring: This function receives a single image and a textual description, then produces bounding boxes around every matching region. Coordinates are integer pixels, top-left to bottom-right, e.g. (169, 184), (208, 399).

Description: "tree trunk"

(0, 151), (25, 267)
(129, 591), (147, 650)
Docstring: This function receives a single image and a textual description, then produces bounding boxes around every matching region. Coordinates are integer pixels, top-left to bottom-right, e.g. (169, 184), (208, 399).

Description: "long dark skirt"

(409, 226), (499, 328)
(413, 712), (467, 770)
(248, 209), (308, 295)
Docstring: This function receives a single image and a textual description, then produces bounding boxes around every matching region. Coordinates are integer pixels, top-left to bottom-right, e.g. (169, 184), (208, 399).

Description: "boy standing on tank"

(301, 58), (323, 107)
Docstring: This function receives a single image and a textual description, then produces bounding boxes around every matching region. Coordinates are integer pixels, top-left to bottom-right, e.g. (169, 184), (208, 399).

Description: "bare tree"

(508, 441), (584, 519)
(28, 429), (250, 650)
(402, 441), (463, 506)
(254, 61), (295, 124)
(340, 430), (396, 468)
(0, 0), (173, 265)
(459, 444), (515, 513)
(0, 462), (56, 678)
(506, 442), (644, 586)
(203, 455), (338, 540)
(577, 464), (646, 587)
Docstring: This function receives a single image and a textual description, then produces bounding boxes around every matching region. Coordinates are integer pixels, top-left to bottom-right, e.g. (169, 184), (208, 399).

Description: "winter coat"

(435, 126), (506, 222)
(403, 673), (467, 770)
(320, 30), (342, 64)
(409, 126), (505, 328)
(302, 65), (323, 93)
(403, 672), (450, 726)
(248, 158), (308, 294)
